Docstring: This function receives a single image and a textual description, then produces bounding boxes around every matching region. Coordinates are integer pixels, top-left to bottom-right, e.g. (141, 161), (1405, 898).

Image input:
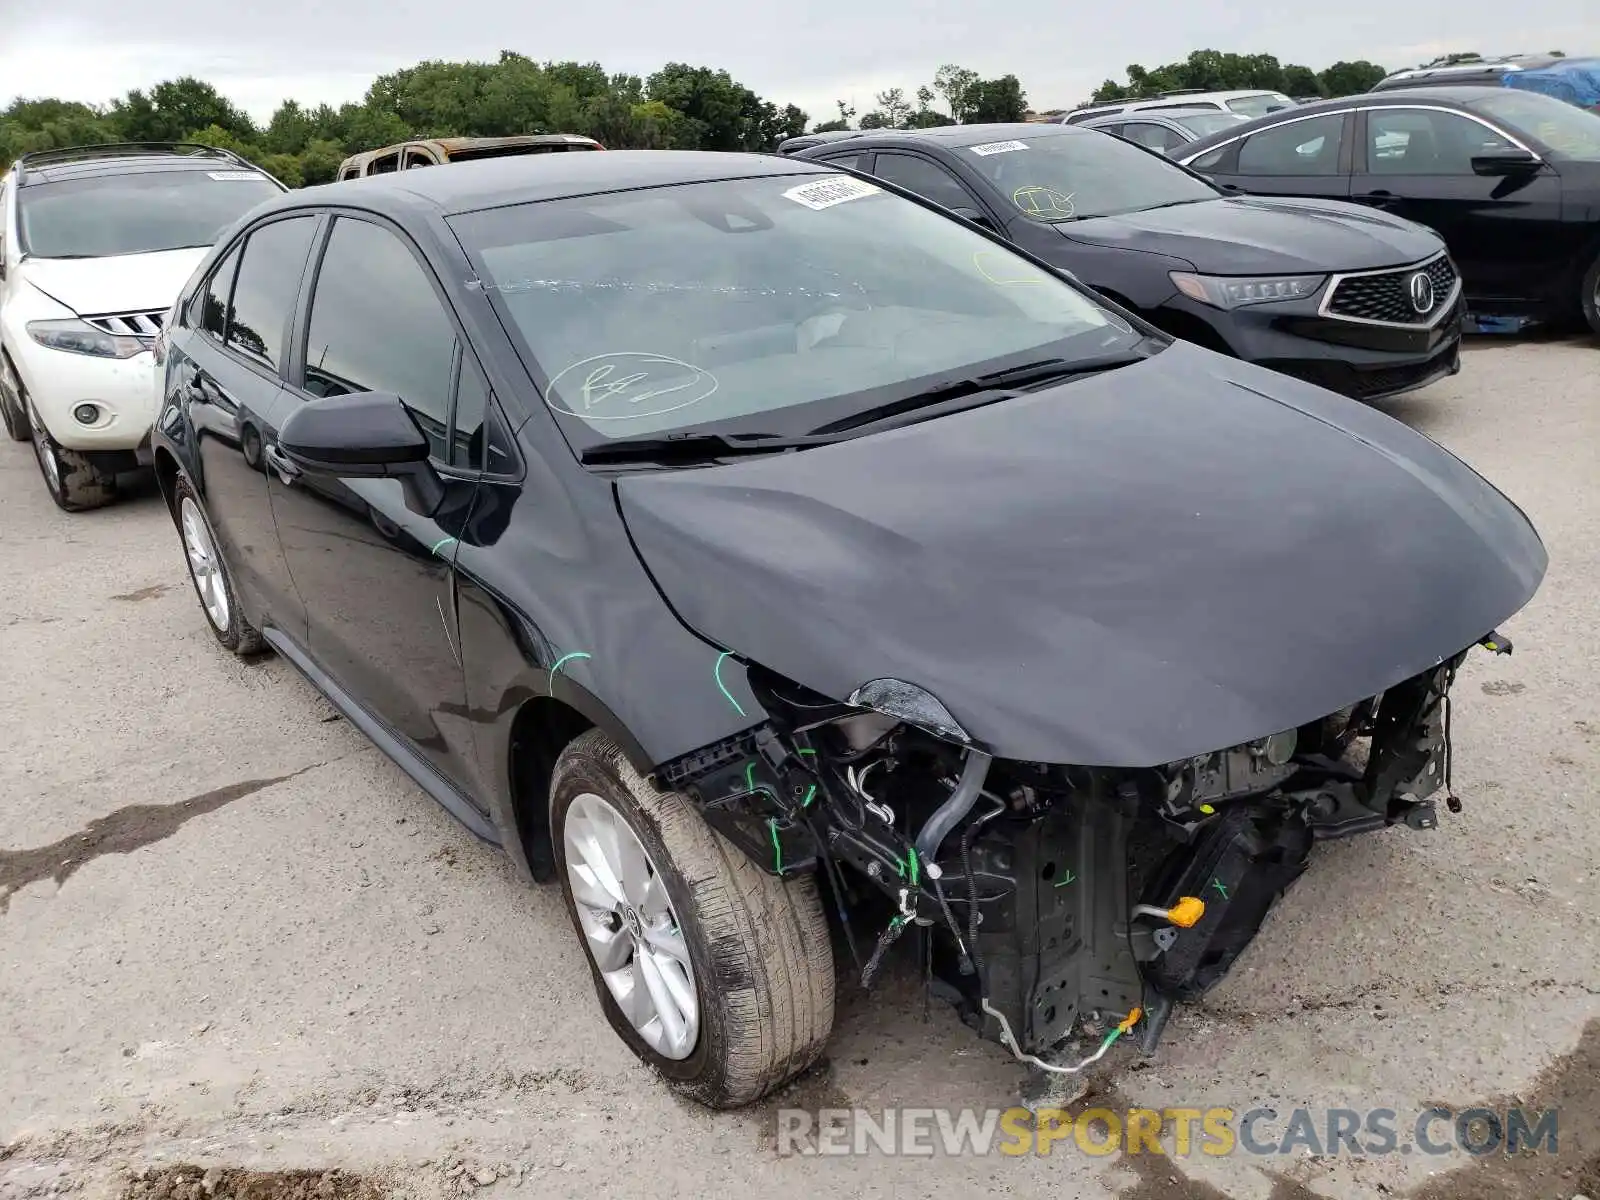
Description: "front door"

(267, 214), (485, 795)
(1351, 106), (1567, 305)
(1201, 110), (1355, 201)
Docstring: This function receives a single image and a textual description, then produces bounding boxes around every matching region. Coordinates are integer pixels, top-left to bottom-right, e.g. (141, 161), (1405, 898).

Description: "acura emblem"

(1408, 271), (1436, 314)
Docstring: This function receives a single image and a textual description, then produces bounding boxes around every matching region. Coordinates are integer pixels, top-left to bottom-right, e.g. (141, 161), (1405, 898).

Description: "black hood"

(1059, 196), (1444, 274)
(617, 342), (1545, 767)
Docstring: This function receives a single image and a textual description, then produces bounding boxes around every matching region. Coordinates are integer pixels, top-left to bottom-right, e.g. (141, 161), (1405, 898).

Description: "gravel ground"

(1, 336), (1596, 1200)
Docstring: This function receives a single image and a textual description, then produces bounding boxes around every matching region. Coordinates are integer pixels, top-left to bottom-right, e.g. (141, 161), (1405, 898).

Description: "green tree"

(258, 153), (304, 188)
(1282, 65), (1322, 96)
(933, 64), (979, 121)
(297, 139), (347, 186)
(811, 118), (850, 133)
(645, 63), (771, 151)
(1319, 60), (1387, 95)
(264, 100), (314, 154)
(875, 87), (911, 128)
(966, 75), (1026, 123)
(859, 111), (889, 129)
(112, 77), (257, 143)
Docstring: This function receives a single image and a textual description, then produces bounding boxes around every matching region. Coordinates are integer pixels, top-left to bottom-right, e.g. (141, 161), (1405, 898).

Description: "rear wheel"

(1580, 253), (1600, 338)
(174, 474), (263, 655)
(28, 400), (116, 511)
(551, 728), (835, 1109)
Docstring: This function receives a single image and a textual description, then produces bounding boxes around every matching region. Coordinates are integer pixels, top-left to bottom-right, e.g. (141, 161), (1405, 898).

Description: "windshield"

(18, 169), (281, 258)
(1172, 112), (1251, 137)
(1470, 90), (1600, 161)
(1227, 93), (1297, 117)
(452, 174), (1141, 448)
(962, 131), (1217, 222)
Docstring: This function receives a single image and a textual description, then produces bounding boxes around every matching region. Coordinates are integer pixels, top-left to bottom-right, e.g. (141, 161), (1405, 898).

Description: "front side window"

(1470, 89), (1600, 161)
(871, 153), (977, 210)
(451, 172), (1141, 449)
(1121, 123), (1185, 153)
(302, 217), (456, 458)
(1237, 114), (1347, 175)
(17, 169), (281, 259)
(961, 130), (1217, 220)
(225, 216), (318, 371)
(367, 152), (400, 175)
(1366, 109), (1514, 174)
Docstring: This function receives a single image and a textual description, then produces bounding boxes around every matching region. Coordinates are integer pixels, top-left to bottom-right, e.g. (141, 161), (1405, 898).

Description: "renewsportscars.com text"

(775, 1105), (1560, 1158)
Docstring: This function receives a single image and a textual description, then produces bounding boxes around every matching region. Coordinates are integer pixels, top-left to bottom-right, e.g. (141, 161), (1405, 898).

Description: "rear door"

(1195, 111), (1354, 200)
(1350, 105), (1567, 303)
(176, 214), (322, 638)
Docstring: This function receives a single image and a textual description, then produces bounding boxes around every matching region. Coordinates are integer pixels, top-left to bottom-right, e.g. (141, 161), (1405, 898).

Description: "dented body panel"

(618, 341), (1546, 767)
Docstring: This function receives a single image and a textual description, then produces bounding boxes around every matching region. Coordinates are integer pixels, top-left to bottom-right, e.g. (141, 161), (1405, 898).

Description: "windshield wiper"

(580, 429), (837, 466)
(810, 351), (1151, 436)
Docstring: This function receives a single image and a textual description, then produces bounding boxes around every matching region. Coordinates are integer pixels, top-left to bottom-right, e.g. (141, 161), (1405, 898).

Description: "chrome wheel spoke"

(562, 791), (699, 1060)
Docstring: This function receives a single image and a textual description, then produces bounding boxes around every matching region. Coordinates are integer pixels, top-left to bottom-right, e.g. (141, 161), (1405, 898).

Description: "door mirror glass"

(1471, 149), (1541, 176)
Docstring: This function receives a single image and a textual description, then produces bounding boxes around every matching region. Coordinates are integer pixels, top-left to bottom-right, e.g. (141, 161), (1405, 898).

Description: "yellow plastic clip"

(1167, 896), (1206, 928)
(1117, 1007), (1144, 1034)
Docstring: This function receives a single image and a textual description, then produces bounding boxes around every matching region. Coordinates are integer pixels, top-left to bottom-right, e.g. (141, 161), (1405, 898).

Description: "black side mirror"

(950, 206), (997, 232)
(278, 391), (444, 516)
(1471, 149), (1541, 176)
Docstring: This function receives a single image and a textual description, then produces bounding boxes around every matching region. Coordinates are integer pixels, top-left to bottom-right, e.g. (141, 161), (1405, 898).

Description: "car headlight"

(26, 319), (147, 360)
(1169, 272), (1327, 309)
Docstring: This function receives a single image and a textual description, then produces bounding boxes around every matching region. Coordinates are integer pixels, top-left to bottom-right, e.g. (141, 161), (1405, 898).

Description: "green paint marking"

(744, 761), (758, 795)
(1212, 879), (1229, 899)
(801, 784), (817, 808)
(713, 651), (747, 718)
(429, 535), (458, 557)
(547, 651), (592, 693)
(908, 848), (920, 887)
(768, 819), (783, 873)
(798, 748), (817, 757)
(1053, 870), (1077, 888)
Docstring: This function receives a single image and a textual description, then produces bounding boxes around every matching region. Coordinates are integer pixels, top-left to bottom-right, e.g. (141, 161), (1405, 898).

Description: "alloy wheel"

(562, 791), (699, 1059)
(180, 496), (231, 632)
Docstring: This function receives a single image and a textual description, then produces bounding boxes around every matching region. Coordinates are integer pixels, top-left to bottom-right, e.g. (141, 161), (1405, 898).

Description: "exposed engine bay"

(658, 630), (1514, 1077)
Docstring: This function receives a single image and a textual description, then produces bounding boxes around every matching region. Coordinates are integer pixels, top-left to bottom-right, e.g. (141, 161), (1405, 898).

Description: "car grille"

(83, 310), (167, 340)
(1325, 256), (1457, 326)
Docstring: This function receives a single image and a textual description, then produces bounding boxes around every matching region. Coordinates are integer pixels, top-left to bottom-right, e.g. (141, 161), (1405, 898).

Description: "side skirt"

(262, 626), (502, 846)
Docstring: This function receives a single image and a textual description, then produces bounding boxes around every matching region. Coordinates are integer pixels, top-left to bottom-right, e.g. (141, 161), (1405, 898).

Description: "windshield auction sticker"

(208, 171), (268, 181)
(969, 140), (1029, 156)
(782, 176), (882, 210)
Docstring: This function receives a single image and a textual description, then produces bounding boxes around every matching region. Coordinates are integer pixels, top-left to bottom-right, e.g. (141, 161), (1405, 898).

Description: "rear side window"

(225, 216), (318, 372)
(302, 217), (456, 459)
(368, 152), (400, 175)
(194, 245), (241, 342)
(1237, 114), (1347, 176)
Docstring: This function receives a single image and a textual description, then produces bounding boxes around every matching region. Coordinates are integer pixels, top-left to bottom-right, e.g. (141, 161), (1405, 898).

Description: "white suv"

(1060, 90), (1298, 125)
(0, 144), (283, 510)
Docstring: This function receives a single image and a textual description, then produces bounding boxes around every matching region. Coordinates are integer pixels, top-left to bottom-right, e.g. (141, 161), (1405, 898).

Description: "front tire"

(551, 728), (835, 1109)
(28, 400), (116, 511)
(0, 358), (28, 442)
(173, 474), (264, 655)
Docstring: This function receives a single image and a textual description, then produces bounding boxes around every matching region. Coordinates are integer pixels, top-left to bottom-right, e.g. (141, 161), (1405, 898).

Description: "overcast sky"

(0, 0), (1591, 124)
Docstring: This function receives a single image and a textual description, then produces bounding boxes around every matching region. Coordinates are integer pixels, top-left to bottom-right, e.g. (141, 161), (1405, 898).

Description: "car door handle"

(1355, 190), (1398, 206)
(263, 443), (301, 485)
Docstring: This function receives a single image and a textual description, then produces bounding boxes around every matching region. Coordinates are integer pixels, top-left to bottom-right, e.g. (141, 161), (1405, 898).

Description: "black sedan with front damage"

(151, 150), (1545, 1109)
(799, 123), (1465, 401)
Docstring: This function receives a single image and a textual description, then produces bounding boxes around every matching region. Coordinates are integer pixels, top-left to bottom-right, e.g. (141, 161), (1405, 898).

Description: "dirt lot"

(2, 336), (1597, 1200)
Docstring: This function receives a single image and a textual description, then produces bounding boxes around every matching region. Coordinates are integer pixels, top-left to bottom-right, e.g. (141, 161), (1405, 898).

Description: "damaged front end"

(658, 632), (1511, 1076)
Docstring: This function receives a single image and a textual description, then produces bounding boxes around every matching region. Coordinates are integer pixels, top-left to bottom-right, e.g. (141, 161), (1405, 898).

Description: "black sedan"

(151, 150), (1543, 1109)
(1175, 86), (1600, 334)
(799, 123), (1465, 400)
(1075, 106), (1249, 155)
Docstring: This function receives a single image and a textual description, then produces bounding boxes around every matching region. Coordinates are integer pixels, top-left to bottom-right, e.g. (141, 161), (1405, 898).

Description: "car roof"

(802, 123), (1082, 150)
(277, 149), (834, 218)
(1081, 107), (1230, 123)
(15, 154), (260, 187)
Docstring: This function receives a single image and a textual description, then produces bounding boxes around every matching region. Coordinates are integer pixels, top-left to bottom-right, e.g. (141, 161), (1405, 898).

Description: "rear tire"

(1580, 253), (1600, 338)
(173, 474), (264, 655)
(28, 400), (116, 511)
(551, 728), (835, 1109)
